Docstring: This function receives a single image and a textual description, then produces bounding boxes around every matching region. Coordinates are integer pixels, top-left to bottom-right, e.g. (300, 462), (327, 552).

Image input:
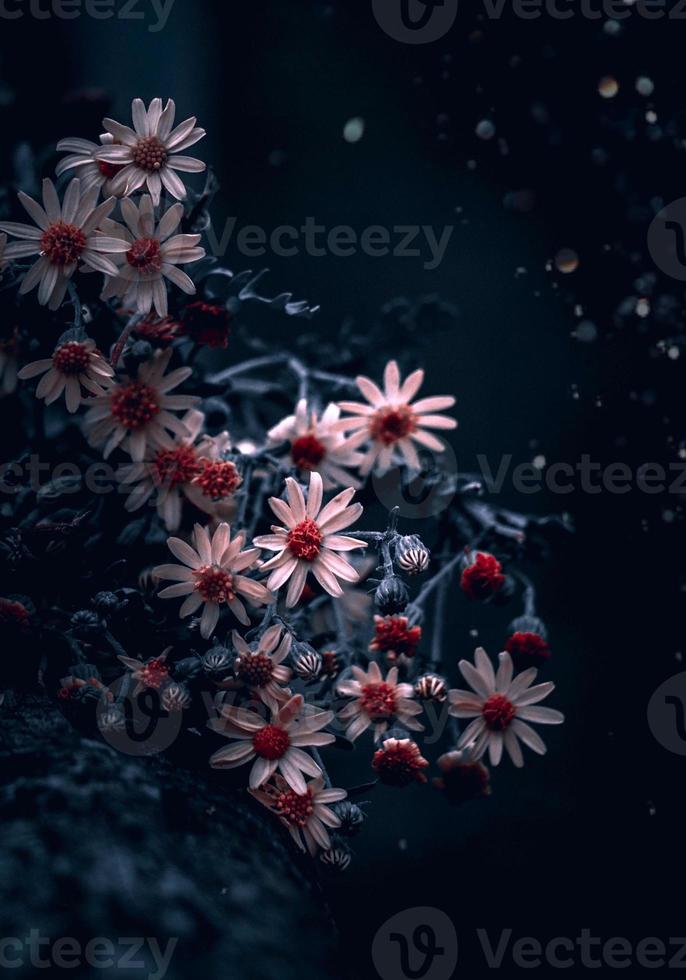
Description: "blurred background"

(1, 1), (684, 976)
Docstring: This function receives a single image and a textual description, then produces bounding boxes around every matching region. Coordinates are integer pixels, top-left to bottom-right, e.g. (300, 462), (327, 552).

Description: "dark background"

(1, 1), (684, 976)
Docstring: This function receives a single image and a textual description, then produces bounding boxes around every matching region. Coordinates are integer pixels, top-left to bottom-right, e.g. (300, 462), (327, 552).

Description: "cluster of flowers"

(0, 100), (564, 870)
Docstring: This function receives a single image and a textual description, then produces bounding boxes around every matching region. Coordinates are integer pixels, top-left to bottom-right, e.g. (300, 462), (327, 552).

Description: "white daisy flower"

(334, 359), (458, 475)
(18, 338), (114, 414)
(99, 195), (204, 318)
(0, 178), (124, 310)
(117, 409), (235, 531)
(336, 660), (424, 742)
(153, 522), (273, 639)
(249, 774), (346, 855)
(83, 347), (199, 461)
(0, 330), (19, 396)
(56, 133), (127, 198)
(253, 470), (366, 607)
(230, 624), (293, 712)
(95, 97), (206, 205)
(209, 692), (335, 794)
(268, 398), (365, 489)
(448, 647), (565, 768)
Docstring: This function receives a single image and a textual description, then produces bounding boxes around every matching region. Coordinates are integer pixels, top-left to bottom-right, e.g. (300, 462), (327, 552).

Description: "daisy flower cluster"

(0, 99), (568, 873)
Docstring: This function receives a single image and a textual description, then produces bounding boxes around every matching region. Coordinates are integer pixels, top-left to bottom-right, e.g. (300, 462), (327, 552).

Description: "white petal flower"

(95, 98), (206, 205)
(333, 359), (458, 475)
(268, 398), (365, 489)
(0, 178), (124, 310)
(153, 522), (273, 639)
(253, 470), (367, 607)
(82, 347), (199, 461)
(249, 774), (346, 855)
(98, 195), (205, 318)
(447, 647), (565, 768)
(56, 133), (128, 198)
(117, 409), (236, 531)
(18, 338), (114, 414)
(336, 660), (424, 742)
(209, 693), (335, 794)
(230, 624), (293, 713)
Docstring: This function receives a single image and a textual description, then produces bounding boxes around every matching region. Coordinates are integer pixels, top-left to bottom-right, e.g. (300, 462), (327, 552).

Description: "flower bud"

(319, 844), (352, 873)
(292, 646), (323, 682)
(98, 706), (126, 734)
(334, 801), (366, 837)
(202, 646), (233, 679)
(375, 575), (410, 615)
(395, 535), (430, 575)
(414, 673), (448, 703)
(161, 682), (192, 713)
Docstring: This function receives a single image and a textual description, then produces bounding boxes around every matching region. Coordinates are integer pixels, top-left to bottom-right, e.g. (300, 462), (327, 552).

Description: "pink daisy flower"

(18, 338), (114, 414)
(117, 409), (234, 531)
(95, 98), (206, 205)
(336, 661), (424, 742)
(267, 399), (365, 489)
(209, 692), (334, 794)
(83, 347), (199, 461)
(253, 470), (366, 607)
(249, 774), (346, 855)
(0, 178), (125, 310)
(153, 522), (273, 639)
(230, 623), (293, 712)
(99, 195), (205, 318)
(448, 647), (564, 768)
(334, 359), (458, 475)
(56, 133), (127, 198)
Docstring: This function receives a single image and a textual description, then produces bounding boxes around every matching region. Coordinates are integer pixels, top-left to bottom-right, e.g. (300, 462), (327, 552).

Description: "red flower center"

(291, 434), (327, 471)
(371, 615), (422, 658)
(460, 553), (505, 601)
(52, 342), (91, 375)
(193, 460), (242, 500)
(369, 406), (416, 445)
(274, 787), (314, 827)
(138, 659), (170, 690)
(126, 237), (163, 273)
(372, 739), (429, 786)
(40, 221), (86, 266)
(253, 724), (290, 760)
(359, 681), (397, 721)
(152, 445), (202, 489)
(235, 652), (274, 688)
(193, 566), (235, 604)
(505, 632), (551, 668)
(110, 381), (159, 430)
(482, 693), (516, 731)
(287, 518), (323, 562)
(131, 135), (168, 172)
(97, 159), (126, 180)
